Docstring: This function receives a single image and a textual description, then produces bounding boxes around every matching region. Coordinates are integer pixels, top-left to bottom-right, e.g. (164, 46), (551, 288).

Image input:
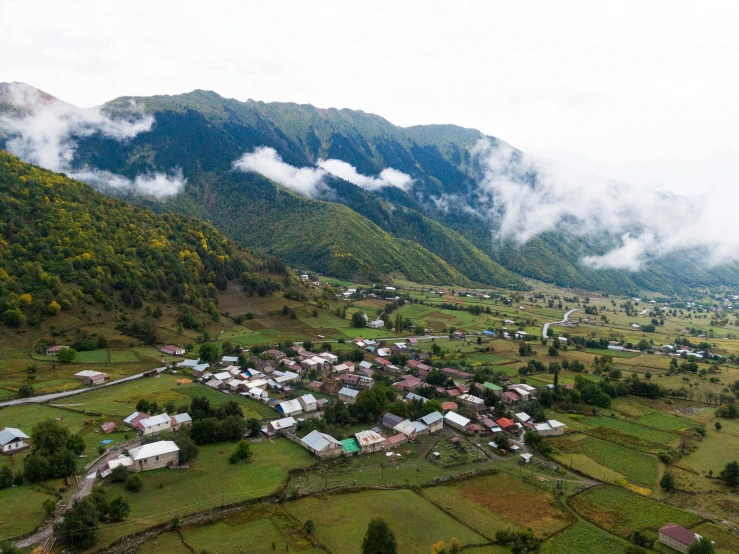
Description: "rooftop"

(129, 441), (179, 461)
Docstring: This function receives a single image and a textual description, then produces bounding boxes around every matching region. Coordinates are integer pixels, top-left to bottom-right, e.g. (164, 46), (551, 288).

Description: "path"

(542, 309), (579, 339)
(15, 439), (143, 549)
(0, 370), (154, 408)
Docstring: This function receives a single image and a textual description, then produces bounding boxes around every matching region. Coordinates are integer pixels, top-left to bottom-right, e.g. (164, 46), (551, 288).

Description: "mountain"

(3, 84), (738, 294)
(0, 149), (264, 329)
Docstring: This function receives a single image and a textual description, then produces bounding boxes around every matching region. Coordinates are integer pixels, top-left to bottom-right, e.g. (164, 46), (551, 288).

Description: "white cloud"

(233, 147), (413, 196)
(0, 82), (185, 197)
(471, 139), (739, 270)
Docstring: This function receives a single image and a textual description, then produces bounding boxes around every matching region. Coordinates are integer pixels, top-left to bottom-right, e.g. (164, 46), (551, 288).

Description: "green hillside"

(0, 150), (256, 328)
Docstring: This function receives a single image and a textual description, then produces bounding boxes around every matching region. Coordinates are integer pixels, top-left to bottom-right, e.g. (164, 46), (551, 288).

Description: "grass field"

(0, 485), (57, 541)
(284, 489), (486, 553)
(181, 519), (324, 554)
(635, 411), (694, 431)
(692, 523), (739, 554)
(422, 473), (573, 539)
(94, 439), (314, 549)
(135, 531), (191, 554)
(540, 522), (627, 554)
(570, 486), (702, 539)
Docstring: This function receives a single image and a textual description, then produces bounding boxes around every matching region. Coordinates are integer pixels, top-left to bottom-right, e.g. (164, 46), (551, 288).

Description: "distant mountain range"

(2, 83), (738, 294)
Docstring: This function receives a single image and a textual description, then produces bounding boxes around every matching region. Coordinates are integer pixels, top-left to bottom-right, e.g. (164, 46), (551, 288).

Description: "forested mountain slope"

(0, 151), (261, 328)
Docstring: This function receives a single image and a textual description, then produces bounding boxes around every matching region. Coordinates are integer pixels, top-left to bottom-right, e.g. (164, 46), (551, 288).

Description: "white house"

(318, 352), (339, 364)
(298, 394), (317, 412)
(128, 441), (180, 472)
(0, 428), (29, 454)
(243, 387), (268, 400)
(139, 413), (172, 436)
(268, 417), (297, 434)
(368, 319), (384, 329)
(534, 420), (566, 436)
(444, 411), (471, 433)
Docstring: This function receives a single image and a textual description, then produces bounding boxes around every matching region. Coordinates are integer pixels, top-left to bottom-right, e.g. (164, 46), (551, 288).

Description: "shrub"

(125, 473), (143, 492)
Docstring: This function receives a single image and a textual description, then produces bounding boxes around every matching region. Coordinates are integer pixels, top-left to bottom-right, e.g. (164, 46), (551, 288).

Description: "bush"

(125, 473), (143, 492)
(110, 466), (128, 483)
(229, 440), (252, 464)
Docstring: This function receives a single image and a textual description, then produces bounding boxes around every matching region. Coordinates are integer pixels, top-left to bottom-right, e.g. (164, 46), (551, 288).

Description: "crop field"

(540, 522), (628, 554)
(422, 473), (573, 539)
(581, 416), (677, 446)
(94, 439), (314, 549)
(284, 489), (486, 553)
(570, 486), (701, 539)
(0, 485), (58, 541)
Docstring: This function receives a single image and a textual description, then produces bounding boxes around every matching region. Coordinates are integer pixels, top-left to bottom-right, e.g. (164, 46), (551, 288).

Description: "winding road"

(542, 309), (579, 338)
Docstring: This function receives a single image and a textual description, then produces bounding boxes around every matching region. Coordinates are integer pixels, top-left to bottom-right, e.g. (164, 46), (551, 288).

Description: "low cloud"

(233, 146), (413, 196)
(0, 83), (184, 197)
(470, 139), (739, 270)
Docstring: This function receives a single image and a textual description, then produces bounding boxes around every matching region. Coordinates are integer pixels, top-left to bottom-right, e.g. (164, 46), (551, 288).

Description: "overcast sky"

(2, 0), (738, 195)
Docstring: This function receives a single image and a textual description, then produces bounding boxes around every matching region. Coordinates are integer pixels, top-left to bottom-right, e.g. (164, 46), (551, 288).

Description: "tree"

(0, 467), (13, 489)
(2, 308), (25, 327)
(56, 347), (77, 363)
(715, 421), (722, 431)
(18, 383), (34, 398)
(125, 473), (143, 492)
(688, 538), (716, 554)
(229, 440), (252, 464)
(173, 434), (200, 464)
(198, 343), (219, 363)
(246, 418), (262, 437)
(54, 499), (99, 549)
(108, 496), (130, 521)
(304, 520), (315, 535)
(110, 465), (128, 483)
(720, 461), (739, 486)
(362, 518), (397, 554)
(660, 471), (676, 492)
(0, 541), (20, 554)
(352, 311), (367, 328)
(548, 346), (559, 356)
(47, 301), (61, 315)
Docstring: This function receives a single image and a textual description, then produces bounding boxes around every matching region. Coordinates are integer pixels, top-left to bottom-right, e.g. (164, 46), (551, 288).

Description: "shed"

(74, 370), (109, 386)
(355, 430), (386, 453)
(658, 523), (701, 554)
(382, 412), (404, 429)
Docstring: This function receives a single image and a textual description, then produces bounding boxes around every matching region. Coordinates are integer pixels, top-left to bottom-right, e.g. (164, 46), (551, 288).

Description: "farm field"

(284, 489), (486, 553)
(422, 472), (573, 539)
(540, 522), (628, 554)
(570, 486), (702, 540)
(94, 439), (314, 549)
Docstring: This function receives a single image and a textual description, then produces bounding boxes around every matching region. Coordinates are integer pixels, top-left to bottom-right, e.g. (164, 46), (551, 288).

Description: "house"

(368, 319), (385, 329)
(298, 394), (317, 412)
(318, 352), (339, 364)
(444, 411), (471, 433)
(99, 455), (134, 477)
(514, 331), (528, 339)
(277, 399), (303, 417)
(255, 360), (275, 373)
(394, 375), (423, 391)
(658, 523), (702, 553)
(191, 363), (210, 378)
(458, 394), (485, 412)
(520, 453), (533, 464)
(300, 358), (322, 372)
(440, 401), (458, 412)
(482, 382), (502, 394)
(274, 371), (301, 385)
(268, 417), (297, 434)
(140, 413), (171, 436)
(441, 367), (474, 380)
(128, 441), (180, 472)
(333, 363), (351, 374)
(406, 392), (428, 404)
(408, 337), (419, 346)
(100, 422), (117, 434)
(508, 383), (536, 400)
(502, 390), (521, 405)
(355, 430), (386, 453)
(301, 430), (343, 459)
(160, 345), (185, 356)
(339, 387), (360, 404)
(266, 349), (286, 360)
(243, 387), (268, 400)
(221, 355), (239, 365)
(382, 412), (404, 429)
(534, 420), (566, 436)
(212, 371), (233, 384)
(74, 370), (109, 386)
(46, 345), (69, 356)
(393, 420), (418, 440)
(496, 418), (520, 434)
(515, 412), (531, 425)
(170, 413), (192, 431)
(384, 433), (407, 449)
(420, 411), (444, 433)
(307, 380), (322, 391)
(123, 411), (150, 431)
(0, 428), (29, 454)
(631, 323), (641, 329)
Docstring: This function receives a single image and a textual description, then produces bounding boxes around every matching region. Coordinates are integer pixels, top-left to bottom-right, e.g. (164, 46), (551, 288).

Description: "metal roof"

(338, 387), (359, 398)
(172, 413), (192, 424)
(140, 413), (171, 428)
(129, 441), (179, 461)
(420, 411), (443, 425)
(277, 399), (303, 414)
(393, 420), (417, 436)
(0, 427), (28, 445)
(355, 430), (385, 445)
(299, 394), (317, 405)
(302, 430), (341, 451)
(444, 411), (471, 427)
(270, 417), (296, 430)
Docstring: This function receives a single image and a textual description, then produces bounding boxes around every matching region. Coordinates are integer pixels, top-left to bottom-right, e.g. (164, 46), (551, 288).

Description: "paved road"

(542, 309), (579, 339)
(0, 370), (154, 408)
